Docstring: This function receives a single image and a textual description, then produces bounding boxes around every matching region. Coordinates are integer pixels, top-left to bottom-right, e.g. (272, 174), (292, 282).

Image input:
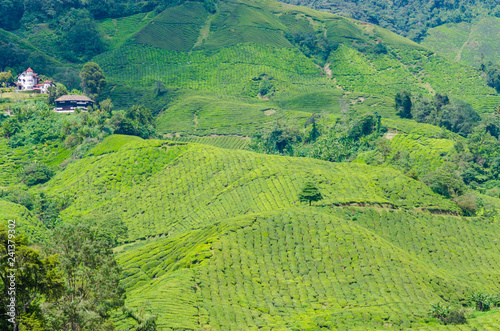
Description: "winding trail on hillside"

(192, 14), (214, 49)
(455, 24), (477, 62)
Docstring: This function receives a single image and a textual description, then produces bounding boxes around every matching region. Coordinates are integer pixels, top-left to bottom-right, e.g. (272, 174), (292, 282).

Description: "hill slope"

(90, 0), (500, 137)
(31, 134), (500, 329)
(421, 17), (500, 68)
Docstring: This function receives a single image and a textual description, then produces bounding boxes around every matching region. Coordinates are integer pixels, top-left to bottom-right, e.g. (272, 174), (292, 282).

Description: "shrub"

(18, 162), (54, 186)
(429, 302), (451, 321)
(454, 195), (478, 216)
(469, 292), (493, 311)
(421, 164), (466, 198)
(442, 309), (467, 325)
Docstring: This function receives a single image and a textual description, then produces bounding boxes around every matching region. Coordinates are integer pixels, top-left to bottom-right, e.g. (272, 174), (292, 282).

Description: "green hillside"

(44, 135), (459, 242)
(113, 208), (500, 330)
(22, 134), (495, 329)
(2, 0), (500, 329)
(90, 0), (500, 132)
(421, 17), (500, 68)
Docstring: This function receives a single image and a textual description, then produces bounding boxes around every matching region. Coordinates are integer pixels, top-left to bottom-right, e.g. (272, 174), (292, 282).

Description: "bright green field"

(21, 134), (495, 329)
(421, 16), (500, 68)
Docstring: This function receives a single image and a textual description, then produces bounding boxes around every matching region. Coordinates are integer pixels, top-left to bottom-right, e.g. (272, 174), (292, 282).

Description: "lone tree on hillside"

(395, 91), (412, 119)
(299, 182), (323, 206)
(80, 62), (106, 101)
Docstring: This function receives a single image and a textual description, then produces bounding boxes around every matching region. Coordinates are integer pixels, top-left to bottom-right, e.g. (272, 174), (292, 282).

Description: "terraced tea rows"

(44, 135), (458, 242)
(0, 138), (72, 187)
(0, 200), (46, 242)
(165, 135), (250, 150)
(113, 208), (500, 329)
(94, 43), (330, 96)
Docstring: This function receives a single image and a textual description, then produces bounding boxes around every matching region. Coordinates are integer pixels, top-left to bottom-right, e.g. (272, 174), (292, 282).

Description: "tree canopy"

(80, 62), (106, 101)
(299, 182), (323, 206)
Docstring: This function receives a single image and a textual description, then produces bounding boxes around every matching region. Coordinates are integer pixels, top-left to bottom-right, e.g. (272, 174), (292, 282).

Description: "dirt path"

(193, 14), (214, 49)
(455, 25), (477, 62)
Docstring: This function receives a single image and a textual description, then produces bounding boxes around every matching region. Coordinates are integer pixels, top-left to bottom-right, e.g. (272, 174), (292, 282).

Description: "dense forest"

(281, 0), (500, 40)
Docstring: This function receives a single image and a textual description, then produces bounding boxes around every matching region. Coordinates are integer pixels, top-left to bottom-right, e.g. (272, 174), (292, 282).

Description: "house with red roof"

(16, 67), (39, 91)
(15, 68), (56, 94)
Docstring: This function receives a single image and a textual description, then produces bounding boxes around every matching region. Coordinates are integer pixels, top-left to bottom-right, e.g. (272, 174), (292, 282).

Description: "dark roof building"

(54, 95), (94, 113)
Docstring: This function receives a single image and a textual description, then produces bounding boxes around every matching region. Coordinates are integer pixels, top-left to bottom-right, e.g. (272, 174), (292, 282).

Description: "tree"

(153, 80), (166, 97)
(395, 91), (412, 119)
(80, 62), (106, 101)
(421, 164), (466, 198)
(123, 304), (158, 331)
(0, 0), (24, 31)
(47, 83), (68, 105)
(0, 70), (14, 86)
(299, 182), (323, 206)
(42, 223), (125, 330)
(99, 98), (113, 114)
(440, 100), (480, 137)
(0, 226), (64, 331)
(18, 162), (54, 186)
(469, 292), (493, 312)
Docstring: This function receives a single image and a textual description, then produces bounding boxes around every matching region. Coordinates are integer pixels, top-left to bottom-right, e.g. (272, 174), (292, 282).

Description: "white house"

(33, 80), (56, 94)
(15, 67), (39, 91)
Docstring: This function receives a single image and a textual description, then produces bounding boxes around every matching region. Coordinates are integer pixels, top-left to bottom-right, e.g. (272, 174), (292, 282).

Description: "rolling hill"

(2, 0), (500, 329)
(421, 16), (500, 68)
(29, 134), (500, 329)
(88, 0), (500, 137)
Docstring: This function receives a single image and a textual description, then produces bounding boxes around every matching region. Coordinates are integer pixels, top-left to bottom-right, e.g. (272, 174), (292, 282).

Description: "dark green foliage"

(18, 162), (54, 186)
(429, 302), (451, 322)
(411, 94), (480, 137)
(395, 91), (412, 119)
(421, 164), (466, 198)
(252, 122), (303, 154)
(482, 62), (500, 92)
(47, 84), (68, 105)
(469, 292), (494, 311)
(347, 113), (381, 140)
(454, 195), (478, 216)
(0, 0), (24, 30)
(286, 32), (335, 62)
(250, 113), (383, 162)
(59, 9), (105, 61)
(442, 309), (467, 325)
(153, 80), (166, 97)
(0, 226), (64, 331)
(299, 182), (323, 206)
(112, 105), (155, 139)
(42, 223), (125, 330)
(123, 305), (158, 331)
(440, 100), (481, 137)
(306, 118), (321, 143)
(280, 0), (500, 41)
(80, 62), (106, 101)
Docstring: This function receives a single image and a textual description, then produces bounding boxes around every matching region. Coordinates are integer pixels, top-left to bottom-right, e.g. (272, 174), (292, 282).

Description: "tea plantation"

(20, 135), (494, 329)
(2, 0), (500, 328)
